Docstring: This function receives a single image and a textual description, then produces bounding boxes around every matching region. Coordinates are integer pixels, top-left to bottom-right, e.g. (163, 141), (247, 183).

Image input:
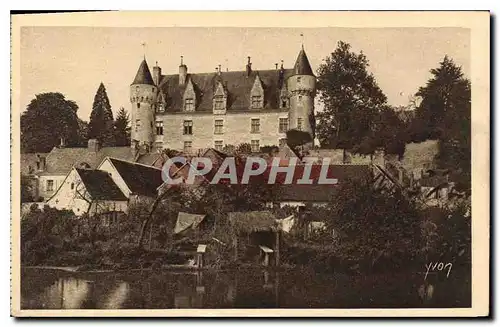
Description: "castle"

(130, 46), (316, 153)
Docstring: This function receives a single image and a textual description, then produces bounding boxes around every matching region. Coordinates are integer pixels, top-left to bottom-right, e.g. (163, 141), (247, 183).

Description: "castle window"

(183, 141), (193, 153)
(155, 121), (163, 135)
(214, 119), (224, 134)
(71, 183), (74, 190)
(297, 77), (301, 83)
(137, 103), (140, 109)
(298, 95), (303, 101)
(185, 98), (195, 111)
(251, 95), (262, 109)
(183, 120), (193, 135)
(279, 138), (287, 147)
(251, 140), (260, 153)
(214, 95), (225, 110)
(135, 119), (141, 132)
(250, 119), (260, 133)
(214, 140), (224, 151)
(46, 180), (54, 192)
(279, 118), (289, 133)
(297, 118), (303, 131)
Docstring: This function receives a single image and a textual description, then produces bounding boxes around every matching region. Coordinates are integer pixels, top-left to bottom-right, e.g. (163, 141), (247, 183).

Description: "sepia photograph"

(10, 11), (490, 317)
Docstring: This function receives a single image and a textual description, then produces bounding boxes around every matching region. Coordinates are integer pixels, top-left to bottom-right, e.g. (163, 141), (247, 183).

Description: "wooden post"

(148, 222), (153, 250)
(275, 230), (280, 267)
(234, 235), (238, 261)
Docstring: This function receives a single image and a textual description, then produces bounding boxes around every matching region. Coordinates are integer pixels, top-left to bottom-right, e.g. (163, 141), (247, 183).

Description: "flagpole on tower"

(141, 42), (147, 60)
(300, 33), (304, 50)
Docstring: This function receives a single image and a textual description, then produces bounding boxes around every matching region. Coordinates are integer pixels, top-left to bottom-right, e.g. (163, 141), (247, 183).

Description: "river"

(21, 267), (470, 309)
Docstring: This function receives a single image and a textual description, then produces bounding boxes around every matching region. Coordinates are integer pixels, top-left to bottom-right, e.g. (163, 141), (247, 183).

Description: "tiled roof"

(228, 211), (278, 233)
(157, 68), (294, 113)
(108, 157), (163, 197)
(293, 48), (314, 76)
(274, 165), (372, 202)
(20, 153), (46, 175)
(132, 59), (155, 85)
(43, 146), (135, 175)
(75, 168), (127, 201)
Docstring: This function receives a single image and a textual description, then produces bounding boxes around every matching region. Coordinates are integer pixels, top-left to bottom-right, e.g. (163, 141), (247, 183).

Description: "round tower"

(130, 59), (156, 151)
(287, 46), (316, 139)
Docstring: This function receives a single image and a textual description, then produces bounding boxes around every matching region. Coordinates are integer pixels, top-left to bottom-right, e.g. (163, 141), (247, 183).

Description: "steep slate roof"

(293, 48), (314, 76)
(108, 157), (163, 197)
(132, 59), (155, 85)
(42, 146), (135, 175)
(157, 68), (294, 113)
(75, 168), (127, 201)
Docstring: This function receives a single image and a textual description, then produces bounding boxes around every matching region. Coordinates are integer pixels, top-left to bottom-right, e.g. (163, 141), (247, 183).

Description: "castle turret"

(130, 59), (156, 150)
(287, 46), (316, 139)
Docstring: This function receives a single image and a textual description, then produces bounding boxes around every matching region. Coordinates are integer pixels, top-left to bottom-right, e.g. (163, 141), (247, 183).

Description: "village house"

(46, 156), (164, 216)
(20, 139), (167, 201)
(46, 167), (128, 216)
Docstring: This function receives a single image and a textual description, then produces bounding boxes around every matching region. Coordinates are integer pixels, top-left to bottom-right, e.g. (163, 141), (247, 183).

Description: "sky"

(20, 26), (470, 121)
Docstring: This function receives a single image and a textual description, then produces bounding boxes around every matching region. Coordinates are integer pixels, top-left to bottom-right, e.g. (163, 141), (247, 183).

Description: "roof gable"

(108, 158), (163, 197)
(76, 168), (128, 201)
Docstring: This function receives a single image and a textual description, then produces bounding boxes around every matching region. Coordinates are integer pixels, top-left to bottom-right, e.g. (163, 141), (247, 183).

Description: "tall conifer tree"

(88, 82), (115, 146)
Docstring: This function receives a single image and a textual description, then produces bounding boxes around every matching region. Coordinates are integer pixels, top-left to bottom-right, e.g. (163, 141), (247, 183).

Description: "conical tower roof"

(293, 47), (314, 76)
(132, 59), (155, 85)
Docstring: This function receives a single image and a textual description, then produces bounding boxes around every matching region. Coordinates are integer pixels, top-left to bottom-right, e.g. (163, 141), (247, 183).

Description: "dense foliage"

(88, 82), (115, 146)
(21, 92), (84, 153)
(113, 107), (131, 146)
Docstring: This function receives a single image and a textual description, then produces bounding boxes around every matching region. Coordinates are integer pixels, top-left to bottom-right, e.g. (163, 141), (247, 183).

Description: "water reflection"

(21, 268), (470, 309)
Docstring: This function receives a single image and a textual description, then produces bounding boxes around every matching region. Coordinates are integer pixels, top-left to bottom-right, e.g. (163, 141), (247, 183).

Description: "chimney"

(153, 61), (161, 85)
(36, 154), (46, 171)
(218, 64), (222, 76)
(179, 56), (187, 85)
(88, 139), (100, 152)
(246, 56), (252, 76)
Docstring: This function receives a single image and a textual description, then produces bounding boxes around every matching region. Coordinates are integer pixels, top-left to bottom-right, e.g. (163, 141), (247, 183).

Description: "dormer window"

(251, 95), (262, 109)
(214, 95), (225, 110)
(185, 98), (195, 111)
(157, 103), (164, 113)
(250, 74), (264, 110)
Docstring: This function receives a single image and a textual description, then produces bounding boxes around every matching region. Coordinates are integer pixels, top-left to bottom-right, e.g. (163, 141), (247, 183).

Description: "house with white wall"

(46, 167), (128, 216)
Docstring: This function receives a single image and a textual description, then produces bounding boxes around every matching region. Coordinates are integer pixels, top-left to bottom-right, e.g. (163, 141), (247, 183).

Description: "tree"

(88, 82), (115, 146)
(372, 107), (408, 159)
(77, 118), (89, 146)
(328, 178), (423, 271)
(21, 92), (82, 153)
(316, 41), (388, 154)
(114, 107), (131, 146)
(21, 175), (34, 202)
(286, 130), (313, 149)
(411, 56), (471, 192)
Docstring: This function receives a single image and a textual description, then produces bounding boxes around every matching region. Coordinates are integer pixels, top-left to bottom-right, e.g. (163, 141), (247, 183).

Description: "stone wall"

(156, 111), (289, 151)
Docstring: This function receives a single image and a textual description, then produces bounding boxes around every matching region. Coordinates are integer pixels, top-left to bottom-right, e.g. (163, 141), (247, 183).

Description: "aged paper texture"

(11, 11), (489, 317)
